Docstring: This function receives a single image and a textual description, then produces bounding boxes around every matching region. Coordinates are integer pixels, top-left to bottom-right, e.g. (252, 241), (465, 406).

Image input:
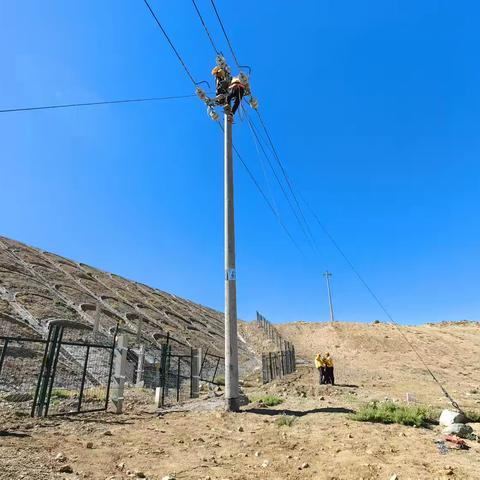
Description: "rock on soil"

(443, 423), (474, 438)
(439, 409), (467, 426)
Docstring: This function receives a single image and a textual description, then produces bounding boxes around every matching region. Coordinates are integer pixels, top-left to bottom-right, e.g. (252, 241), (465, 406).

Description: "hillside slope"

(277, 321), (480, 408)
(0, 236), (249, 358)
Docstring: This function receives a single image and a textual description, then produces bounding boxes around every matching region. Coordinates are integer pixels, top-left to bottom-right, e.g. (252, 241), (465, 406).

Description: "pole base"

(225, 397), (240, 412)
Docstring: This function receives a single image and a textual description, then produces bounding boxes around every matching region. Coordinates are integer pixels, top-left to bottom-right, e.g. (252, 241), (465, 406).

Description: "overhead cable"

(242, 108), (279, 218)
(217, 122), (305, 257)
(209, 0), (241, 69)
(142, 0), (197, 85)
(255, 109), (318, 248)
(191, 0), (219, 54)
(300, 192), (463, 412)
(0, 94), (196, 114)
(245, 112), (315, 250)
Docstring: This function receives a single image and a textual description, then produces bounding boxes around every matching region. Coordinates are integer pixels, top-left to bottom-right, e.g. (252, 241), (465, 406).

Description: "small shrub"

(215, 376), (225, 386)
(466, 410), (480, 423)
(258, 395), (283, 407)
(352, 401), (434, 427)
(275, 414), (295, 427)
(373, 320), (381, 324)
(83, 388), (106, 402)
(51, 388), (76, 399)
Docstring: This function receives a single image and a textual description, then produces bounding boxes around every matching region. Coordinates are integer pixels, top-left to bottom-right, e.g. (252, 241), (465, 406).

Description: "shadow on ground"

(0, 430), (31, 438)
(243, 407), (355, 417)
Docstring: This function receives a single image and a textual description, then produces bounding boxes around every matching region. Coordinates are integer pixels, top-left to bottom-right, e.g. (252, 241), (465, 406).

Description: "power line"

(242, 107), (280, 218)
(143, 0), (459, 411)
(142, 0), (198, 85)
(0, 94), (196, 114)
(140, 0), (302, 255)
(255, 109), (318, 248)
(191, 0), (219, 54)
(249, 107), (462, 410)
(245, 111), (315, 250)
(209, 0), (241, 69)
(299, 192), (462, 411)
(217, 122), (305, 257)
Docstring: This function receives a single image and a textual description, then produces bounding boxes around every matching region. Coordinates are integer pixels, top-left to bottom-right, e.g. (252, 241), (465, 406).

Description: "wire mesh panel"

(45, 343), (113, 416)
(79, 346), (113, 412)
(31, 322), (115, 417)
(262, 348), (296, 384)
(0, 337), (46, 414)
(126, 341), (196, 407)
(45, 344), (86, 415)
(163, 354), (191, 404)
(200, 351), (224, 385)
(138, 345), (163, 389)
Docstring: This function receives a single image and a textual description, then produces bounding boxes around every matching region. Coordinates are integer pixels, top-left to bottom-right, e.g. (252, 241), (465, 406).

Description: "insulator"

(216, 55), (227, 69)
(250, 97), (259, 110)
(208, 107), (219, 121)
(196, 87), (207, 101)
(238, 72), (249, 85)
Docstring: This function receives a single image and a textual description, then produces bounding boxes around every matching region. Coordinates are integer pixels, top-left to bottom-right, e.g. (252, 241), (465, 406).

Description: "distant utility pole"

(323, 271), (335, 323)
(224, 112), (240, 412)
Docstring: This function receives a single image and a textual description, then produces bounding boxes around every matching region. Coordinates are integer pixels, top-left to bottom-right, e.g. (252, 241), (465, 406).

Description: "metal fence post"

(0, 338), (9, 376)
(176, 356), (181, 402)
(262, 354), (268, 384)
(104, 329), (118, 411)
(160, 343), (169, 406)
(190, 348), (200, 399)
(77, 345), (90, 412)
(212, 356), (221, 384)
(112, 334), (127, 414)
(268, 352), (273, 382)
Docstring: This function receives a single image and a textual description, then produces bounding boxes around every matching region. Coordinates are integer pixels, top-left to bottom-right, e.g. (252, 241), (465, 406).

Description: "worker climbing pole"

(195, 55), (258, 123)
(196, 54), (259, 412)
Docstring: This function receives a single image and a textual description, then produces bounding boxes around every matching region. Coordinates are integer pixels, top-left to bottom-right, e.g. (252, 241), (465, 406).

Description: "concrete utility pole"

(224, 113), (240, 412)
(324, 271), (335, 323)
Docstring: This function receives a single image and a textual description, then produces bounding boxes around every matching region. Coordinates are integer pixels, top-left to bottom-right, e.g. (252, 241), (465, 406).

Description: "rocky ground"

(1, 320), (480, 479)
(1, 365), (479, 480)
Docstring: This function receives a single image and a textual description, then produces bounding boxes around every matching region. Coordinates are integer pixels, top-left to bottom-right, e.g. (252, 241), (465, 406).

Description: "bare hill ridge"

(277, 320), (480, 408)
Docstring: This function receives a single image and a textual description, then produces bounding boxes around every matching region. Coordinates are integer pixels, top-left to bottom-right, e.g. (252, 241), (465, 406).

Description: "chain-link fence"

(0, 321), (116, 417)
(0, 336), (46, 414)
(199, 349), (224, 385)
(261, 347), (296, 384)
(125, 336), (223, 406)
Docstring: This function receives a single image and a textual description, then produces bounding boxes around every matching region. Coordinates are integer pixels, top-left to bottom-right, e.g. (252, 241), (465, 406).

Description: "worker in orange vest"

(225, 76), (246, 121)
(314, 353), (325, 384)
(324, 353), (334, 385)
(211, 66), (230, 106)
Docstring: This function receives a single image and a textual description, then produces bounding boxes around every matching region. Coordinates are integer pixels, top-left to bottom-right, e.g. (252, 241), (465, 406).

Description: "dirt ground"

(1, 321), (480, 480)
(1, 366), (479, 480)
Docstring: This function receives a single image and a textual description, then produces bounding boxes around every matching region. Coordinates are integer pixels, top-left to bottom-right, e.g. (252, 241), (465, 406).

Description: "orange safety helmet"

(211, 66), (226, 78)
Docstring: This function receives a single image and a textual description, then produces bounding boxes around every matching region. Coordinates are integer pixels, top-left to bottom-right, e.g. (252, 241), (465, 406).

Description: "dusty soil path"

(1, 365), (479, 480)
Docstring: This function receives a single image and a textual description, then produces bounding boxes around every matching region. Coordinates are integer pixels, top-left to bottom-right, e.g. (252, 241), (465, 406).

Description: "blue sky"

(1, 1), (479, 325)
